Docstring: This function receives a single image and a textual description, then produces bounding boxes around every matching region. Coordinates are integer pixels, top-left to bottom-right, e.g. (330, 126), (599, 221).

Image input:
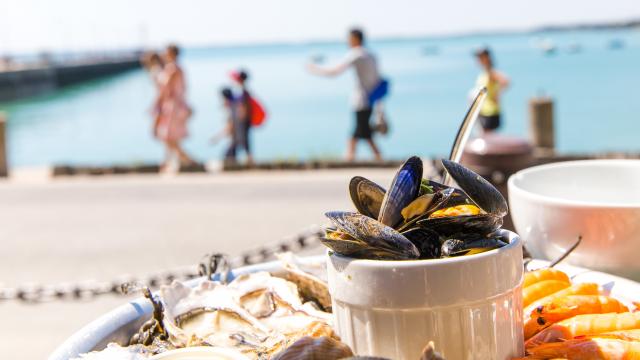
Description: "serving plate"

(49, 256), (640, 360)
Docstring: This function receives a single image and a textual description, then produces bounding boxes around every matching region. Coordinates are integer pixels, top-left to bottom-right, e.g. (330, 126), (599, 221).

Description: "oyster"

(276, 252), (331, 312)
(123, 269), (348, 359)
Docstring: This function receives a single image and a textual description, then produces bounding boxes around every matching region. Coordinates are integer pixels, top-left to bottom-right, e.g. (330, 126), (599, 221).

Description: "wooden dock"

(0, 56), (141, 101)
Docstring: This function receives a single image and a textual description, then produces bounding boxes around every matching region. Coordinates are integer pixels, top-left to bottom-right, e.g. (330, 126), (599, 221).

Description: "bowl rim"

(508, 159), (640, 209)
(327, 229), (520, 268)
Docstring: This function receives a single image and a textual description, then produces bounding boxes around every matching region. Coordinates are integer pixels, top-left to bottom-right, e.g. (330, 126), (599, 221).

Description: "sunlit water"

(2, 29), (639, 167)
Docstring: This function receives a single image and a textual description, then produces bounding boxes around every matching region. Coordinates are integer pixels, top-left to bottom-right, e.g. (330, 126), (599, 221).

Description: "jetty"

(0, 53), (141, 101)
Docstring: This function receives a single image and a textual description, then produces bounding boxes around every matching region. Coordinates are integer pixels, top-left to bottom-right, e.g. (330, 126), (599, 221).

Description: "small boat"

(540, 39), (557, 55)
(608, 39), (625, 50)
(566, 43), (582, 54)
(421, 45), (439, 56)
(531, 37), (557, 55)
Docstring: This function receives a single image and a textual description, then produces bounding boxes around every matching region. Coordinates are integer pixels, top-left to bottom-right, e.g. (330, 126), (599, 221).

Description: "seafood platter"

(51, 157), (640, 360)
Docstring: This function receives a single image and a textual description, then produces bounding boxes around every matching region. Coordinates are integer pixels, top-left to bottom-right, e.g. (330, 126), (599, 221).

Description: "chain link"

(0, 226), (324, 304)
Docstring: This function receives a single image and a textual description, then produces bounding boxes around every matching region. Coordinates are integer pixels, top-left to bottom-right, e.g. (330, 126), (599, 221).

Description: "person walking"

(474, 47), (510, 134)
(307, 28), (383, 162)
(213, 87), (250, 164)
(156, 44), (195, 170)
(229, 69), (255, 166)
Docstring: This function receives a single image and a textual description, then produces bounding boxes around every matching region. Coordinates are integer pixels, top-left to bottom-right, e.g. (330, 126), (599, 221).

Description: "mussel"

(321, 156), (509, 261)
(441, 236), (507, 257)
(377, 156), (423, 227)
(325, 211), (420, 259)
(349, 176), (386, 219)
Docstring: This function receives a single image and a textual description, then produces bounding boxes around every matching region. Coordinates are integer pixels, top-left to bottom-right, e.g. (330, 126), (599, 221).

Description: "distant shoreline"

(3, 17), (638, 58)
(186, 17), (640, 52)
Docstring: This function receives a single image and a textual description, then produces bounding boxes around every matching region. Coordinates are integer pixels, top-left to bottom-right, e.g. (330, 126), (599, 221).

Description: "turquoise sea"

(2, 29), (639, 167)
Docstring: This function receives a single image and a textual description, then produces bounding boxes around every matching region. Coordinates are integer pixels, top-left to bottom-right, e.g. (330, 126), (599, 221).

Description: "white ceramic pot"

(508, 160), (640, 279)
(327, 229), (523, 360)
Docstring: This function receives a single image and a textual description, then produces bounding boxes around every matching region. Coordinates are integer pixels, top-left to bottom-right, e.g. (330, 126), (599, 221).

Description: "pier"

(0, 55), (141, 101)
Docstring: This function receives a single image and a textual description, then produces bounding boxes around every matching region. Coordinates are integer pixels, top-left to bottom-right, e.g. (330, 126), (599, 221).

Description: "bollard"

(0, 113), (7, 177)
(529, 97), (555, 153)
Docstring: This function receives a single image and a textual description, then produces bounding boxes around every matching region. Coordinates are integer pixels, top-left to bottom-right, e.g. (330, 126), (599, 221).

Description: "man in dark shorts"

(230, 70), (255, 166)
(307, 28), (383, 161)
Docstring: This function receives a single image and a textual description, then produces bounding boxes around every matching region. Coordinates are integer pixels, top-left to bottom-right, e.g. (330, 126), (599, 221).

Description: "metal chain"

(0, 226), (324, 304)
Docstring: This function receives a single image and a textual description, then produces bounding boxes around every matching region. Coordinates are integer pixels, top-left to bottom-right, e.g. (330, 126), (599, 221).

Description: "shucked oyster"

(276, 252), (331, 312)
(76, 259), (350, 360)
(123, 270), (347, 359)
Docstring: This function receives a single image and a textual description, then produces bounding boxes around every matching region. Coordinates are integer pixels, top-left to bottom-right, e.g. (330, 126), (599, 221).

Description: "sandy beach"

(0, 168), (396, 359)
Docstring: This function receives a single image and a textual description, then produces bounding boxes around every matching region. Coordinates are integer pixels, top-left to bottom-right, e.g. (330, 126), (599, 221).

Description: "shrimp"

(525, 337), (640, 360)
(581, 329), (640, 342)
(525, 312), (640, 349)
(534, 295), (629, 324)
(523, 283), (600, 340)
(523, 280), (571, 308)
(524, 268), (571, 288)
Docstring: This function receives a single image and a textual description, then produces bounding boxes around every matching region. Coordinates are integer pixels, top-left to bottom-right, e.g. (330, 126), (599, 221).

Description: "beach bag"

(368, 78), (390, 107)
(249, 97), (267, 127)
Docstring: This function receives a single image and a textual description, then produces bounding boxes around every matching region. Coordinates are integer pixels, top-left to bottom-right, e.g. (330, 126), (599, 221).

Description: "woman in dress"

(156, 44), (195, 170)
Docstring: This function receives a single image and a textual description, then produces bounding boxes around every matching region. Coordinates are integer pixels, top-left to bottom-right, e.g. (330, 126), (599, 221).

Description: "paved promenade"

(0, 169), (396, 359)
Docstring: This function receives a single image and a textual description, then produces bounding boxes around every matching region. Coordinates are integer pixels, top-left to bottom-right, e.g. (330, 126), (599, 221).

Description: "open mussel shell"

(441, 159), (508, 217)
(320, 238), (412, 260)
(349, 176), (386, 219)
(401, 227), (442, 259)
(441, 236), (507, 257)
(325, 227), (355, 240)
(397, 186), (461, 232)
(416, 213), (502, 237)
(320, 237), (369, 256)
(378, 156), (423, 227)
(325, 211), (420, 259)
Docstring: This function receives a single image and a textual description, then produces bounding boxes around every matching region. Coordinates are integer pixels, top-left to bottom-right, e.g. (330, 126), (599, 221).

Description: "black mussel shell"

(397, 187), (459, 232)
(441, 159), (508, 217)
(320, 237), (369, 256)
(378, 156), (423, 227)
(321, 238), (411, 260)
(416, 213), (502, 238)
(325, 211), (420, 259)
(441, 236), (507, 257)
(349, 176), (386, 219)
(325, 227), (355, 240)
(401, 227), (442, 259)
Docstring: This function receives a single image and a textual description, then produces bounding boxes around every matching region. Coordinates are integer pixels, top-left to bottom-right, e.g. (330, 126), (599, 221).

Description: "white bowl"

(327, 229), (524, 360)
(508, 160), (640, 279)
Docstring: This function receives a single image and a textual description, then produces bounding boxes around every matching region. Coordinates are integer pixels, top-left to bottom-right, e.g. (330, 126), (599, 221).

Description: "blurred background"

(0, 0), (639, 358)
(1, 0), (639, 166)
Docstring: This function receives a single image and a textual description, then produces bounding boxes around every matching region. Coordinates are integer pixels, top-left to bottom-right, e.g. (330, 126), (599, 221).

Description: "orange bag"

(249, 97), (267, 127)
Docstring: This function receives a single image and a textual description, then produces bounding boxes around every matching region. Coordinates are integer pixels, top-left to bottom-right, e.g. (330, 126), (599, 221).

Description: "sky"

(1, 0), (639, 53)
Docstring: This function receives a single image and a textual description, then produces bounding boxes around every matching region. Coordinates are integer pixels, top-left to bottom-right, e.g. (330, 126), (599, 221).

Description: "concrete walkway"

(0, 169), (396, 359)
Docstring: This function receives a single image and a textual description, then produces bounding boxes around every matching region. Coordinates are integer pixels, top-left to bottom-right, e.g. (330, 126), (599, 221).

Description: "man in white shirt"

(307, 28), (383, 162)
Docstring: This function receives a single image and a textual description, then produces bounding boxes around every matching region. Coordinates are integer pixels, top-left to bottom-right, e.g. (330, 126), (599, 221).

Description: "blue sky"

(2, 0), (639, 53)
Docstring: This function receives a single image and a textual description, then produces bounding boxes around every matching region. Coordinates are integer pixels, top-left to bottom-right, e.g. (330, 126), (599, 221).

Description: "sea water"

(1, 29), (639, 167)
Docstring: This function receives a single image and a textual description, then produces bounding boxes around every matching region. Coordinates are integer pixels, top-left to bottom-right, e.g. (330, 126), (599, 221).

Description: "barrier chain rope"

(0, 226), (325, 304)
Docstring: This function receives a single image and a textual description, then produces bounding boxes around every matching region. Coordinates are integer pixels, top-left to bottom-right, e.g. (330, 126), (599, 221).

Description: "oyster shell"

(276, 252), (331, 312)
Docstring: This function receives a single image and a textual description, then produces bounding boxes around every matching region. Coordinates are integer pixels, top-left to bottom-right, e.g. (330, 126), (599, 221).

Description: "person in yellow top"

(474, 48), (510, 134)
